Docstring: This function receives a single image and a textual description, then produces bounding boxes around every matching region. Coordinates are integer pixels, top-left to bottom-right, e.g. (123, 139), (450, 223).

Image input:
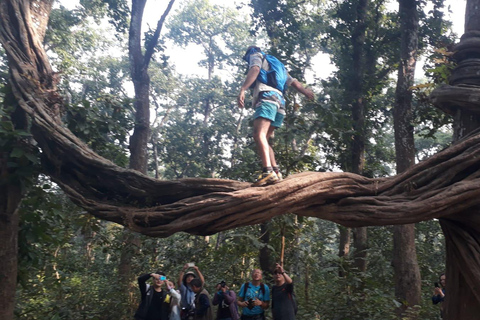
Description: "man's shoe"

(275, 171), (283, 181)
(252, 171), (278, 187)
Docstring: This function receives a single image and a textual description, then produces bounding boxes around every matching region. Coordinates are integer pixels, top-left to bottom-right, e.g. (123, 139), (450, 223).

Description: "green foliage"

(0, 99), (40, 188)
(65, 94), (133, 167)
(79, 0), (130, 36)
(7, 0), (454, 319)
(167, 0), (252, 75)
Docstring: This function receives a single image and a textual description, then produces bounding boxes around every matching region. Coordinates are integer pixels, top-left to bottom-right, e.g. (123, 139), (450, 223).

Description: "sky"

(144, 0), (467, 80)
(61, 0), (467, 80)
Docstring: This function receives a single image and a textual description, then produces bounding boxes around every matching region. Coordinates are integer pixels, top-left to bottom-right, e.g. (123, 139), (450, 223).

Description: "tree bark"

(392, 0), (421, 317)
(121, 0), (176, 309)
(349, 0), (369, 274)
(259, 222), (273, 279)
(0, 178), (21, 320)
(338, 226), (351, 277)
(0, 1), (52, 318)
(0, 154), (22, 320)
(431, 1), (480, 317)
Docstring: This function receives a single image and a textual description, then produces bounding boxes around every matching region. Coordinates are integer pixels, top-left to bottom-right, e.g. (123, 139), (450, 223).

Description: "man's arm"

(236, 284), (249, 308)
(193, 265), (205, 285)
(223, 289), (236, 305)
(237, 66), (260, 108)
(290, 79), (314, 100)
(178, 264), (188, 287)
(138, 273), (152, 300)
(276, 263), (293, 285)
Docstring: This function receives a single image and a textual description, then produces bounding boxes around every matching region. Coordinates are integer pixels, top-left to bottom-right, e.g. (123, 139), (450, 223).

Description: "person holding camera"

(167, 280), (182, 320)
(432, 273), (446, 318)
(271, 264), (296, 320)
(190, 278), (214, 320)
(134, 271), (172, 320)
(178, 263), (205, 319)
(237, 269), (270, 320)
(212, 280), (239, 320)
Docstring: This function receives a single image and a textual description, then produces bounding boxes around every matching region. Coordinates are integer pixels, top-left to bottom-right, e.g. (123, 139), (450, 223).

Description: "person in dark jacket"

(190, 278), (214, 320)
(134, 271), (171, 320)
(432, 273), (446, 319)
(212, 280), (239, 320)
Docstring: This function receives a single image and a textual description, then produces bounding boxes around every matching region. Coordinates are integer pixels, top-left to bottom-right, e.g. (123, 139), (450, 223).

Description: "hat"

(183, 271), (196, 285)
(243, 46), (261, 62)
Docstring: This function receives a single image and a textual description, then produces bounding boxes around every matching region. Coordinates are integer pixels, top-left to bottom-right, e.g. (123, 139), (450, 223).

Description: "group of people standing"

(134, 263), (296, 320)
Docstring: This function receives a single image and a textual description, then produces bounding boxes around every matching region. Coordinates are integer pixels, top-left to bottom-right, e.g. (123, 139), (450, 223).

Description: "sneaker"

(275, 171), (283, 181)
(252, 171), (278, 187)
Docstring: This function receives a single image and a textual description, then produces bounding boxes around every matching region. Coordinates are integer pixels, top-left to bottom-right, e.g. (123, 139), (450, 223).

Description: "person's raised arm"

(290, 79), (314, 100)
(193, 265), (205, 285)
(223, 288), (236, 305)
(178, 264), (188, 287)
(138, 273), (153, 300)
(238, 66), (260, 108)
(275, 263), (293, 284)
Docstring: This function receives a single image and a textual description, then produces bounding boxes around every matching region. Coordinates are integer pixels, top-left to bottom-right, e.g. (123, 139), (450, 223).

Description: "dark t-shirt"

(271, 283), (295, 320)
(146, 290), (170, 320)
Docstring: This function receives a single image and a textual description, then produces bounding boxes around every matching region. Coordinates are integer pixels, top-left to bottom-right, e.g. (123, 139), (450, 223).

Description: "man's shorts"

(253, 91), (285, 128)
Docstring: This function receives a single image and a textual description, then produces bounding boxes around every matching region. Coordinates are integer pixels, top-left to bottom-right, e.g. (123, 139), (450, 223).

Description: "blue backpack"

(244, 48), (288, 93)
(258, 54), (288, 93)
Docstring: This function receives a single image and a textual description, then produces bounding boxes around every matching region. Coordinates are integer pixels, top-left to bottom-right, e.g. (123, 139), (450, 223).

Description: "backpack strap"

(242, 282), (249, 299)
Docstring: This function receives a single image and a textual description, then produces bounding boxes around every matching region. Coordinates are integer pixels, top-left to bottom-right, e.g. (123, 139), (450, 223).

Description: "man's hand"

(303, 88), (315, 100)
(275, 263), (284, 273)
(253, 298), (263, 306)
(237, 89), (246, 108)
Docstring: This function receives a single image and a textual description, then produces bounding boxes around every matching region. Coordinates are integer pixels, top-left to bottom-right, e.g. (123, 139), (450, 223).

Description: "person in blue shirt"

(237, 269), (270, 320)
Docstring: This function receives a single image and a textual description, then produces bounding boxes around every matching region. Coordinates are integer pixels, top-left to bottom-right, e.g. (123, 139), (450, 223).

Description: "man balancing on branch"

(238, 46), (314, 186)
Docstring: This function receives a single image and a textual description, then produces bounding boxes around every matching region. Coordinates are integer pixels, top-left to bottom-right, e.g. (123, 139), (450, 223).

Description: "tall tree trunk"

(259, 222), (273, 279)
(431, 0), (480, 318)
(338, 226), (351, 277)
(350, 0), (368, 273)
(0, 1), (52, 317)
(118, 0), (150, 307)
(0, 171), (21, 320)
(392, 0), (421, 318)
(120, 0), (175, 311)
(1, 91), (31, 319)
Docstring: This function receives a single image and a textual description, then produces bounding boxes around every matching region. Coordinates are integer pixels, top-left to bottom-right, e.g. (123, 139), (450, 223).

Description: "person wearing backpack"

(134, 271), (172, 320)
(238, 46), (314, 186)
(237, 269), (270, 320)
(271, 264), (296, 320)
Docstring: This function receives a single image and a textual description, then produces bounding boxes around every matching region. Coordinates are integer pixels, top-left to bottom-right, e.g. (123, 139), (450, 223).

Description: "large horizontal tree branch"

(3, 0), (480, 238)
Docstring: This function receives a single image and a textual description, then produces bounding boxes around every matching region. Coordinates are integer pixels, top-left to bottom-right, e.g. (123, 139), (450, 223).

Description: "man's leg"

(253, 117), (272, 168)
(266, 126), (277, 168)
(268, 112), (285, 180)
(252, 118), (278, 186)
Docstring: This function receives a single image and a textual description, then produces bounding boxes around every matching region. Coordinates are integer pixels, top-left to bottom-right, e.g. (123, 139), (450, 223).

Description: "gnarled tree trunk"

(430, 0), (480, 318)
